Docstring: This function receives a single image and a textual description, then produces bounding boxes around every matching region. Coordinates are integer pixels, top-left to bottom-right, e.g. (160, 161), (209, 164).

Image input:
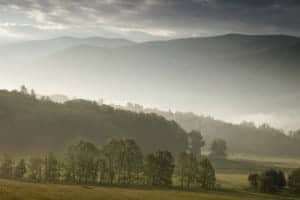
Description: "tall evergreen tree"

(64, 141), (99, 184)
(144, 150), (175, 186)
(119, 139), (143, 185)
(288, 168), (300, 194)
(188, 131), (205, 157)
(0, 154), (14, 179)
(44, 153), (61, 183)
(14, 159), (26, 180)
(28, 157), (43, 182)
(210, 139), (227, 158)
(197, 158), (216, 189)
(101, 139), (123, 184)
(175, 152), (198, 188)
(20, 85), (29, 95)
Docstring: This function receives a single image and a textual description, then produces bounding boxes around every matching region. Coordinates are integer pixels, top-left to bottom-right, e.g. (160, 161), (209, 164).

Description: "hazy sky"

(0, 0), (300, 42)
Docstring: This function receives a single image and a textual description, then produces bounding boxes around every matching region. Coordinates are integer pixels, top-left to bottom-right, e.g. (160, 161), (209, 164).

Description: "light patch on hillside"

(230, 112), (300, 132)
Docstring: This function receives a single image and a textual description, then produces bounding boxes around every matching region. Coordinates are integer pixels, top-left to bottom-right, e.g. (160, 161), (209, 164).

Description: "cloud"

(0, 0), (299, 40)
(0, 24), (27, 39)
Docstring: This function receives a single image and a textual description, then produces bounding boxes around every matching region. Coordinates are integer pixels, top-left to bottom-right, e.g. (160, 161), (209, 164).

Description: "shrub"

(248, 173), (259, 189)
(288, 168), (300, 193)
(258, 169), (286, 193)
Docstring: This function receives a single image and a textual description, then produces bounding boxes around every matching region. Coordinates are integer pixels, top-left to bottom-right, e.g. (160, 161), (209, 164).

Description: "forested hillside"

(0, 88), (187, 154)
(117, 103), (300, 157)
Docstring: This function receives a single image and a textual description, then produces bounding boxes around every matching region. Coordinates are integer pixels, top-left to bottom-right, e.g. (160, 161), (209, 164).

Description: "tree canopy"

(0, 88), (187, 154)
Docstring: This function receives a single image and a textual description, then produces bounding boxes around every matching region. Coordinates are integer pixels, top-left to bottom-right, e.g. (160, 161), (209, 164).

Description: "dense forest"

(36, 92), (300, 157)
(116, 103), (300, 157)
(0, 87), (188, 154)
(1, 86), (300, 157)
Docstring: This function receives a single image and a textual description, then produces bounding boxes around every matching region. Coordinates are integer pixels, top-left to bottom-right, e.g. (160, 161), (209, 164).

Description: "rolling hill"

(0, 89), (187, 154)
(114, 103), (300, 157)
(25, 34), (300, 128)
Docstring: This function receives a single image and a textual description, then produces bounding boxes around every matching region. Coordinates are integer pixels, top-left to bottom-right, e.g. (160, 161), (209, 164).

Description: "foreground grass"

(0, 179), (298, 200)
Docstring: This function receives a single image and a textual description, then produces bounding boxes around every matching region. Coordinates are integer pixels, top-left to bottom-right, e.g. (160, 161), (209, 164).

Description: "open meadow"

(0, 179), (298, 200)
(214, 155), (300, 189)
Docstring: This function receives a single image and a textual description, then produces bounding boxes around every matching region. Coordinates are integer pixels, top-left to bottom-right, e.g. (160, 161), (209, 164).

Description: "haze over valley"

(1, 1), (300, 199)
(1, 34), (300, 131)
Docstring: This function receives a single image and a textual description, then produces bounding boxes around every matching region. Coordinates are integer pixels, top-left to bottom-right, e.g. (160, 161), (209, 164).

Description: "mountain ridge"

(1, 33), (300, 131)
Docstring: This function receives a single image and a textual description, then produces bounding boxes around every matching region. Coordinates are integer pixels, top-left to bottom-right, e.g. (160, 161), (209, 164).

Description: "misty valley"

(1, 1), (300, 199)
(0, 85), (300, 200)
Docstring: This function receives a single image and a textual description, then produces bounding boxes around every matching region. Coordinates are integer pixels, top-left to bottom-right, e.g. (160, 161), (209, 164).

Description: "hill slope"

(0, 89), (187, 154)
(115, 103), (300, 157)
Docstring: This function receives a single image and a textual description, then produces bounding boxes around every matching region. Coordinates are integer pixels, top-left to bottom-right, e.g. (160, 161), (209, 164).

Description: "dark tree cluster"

(0, 138), (216, 190)
(248, 169), (294, 193)
(210, 139), (227, 159)
(288, 168), (300, 194)
(175, 152), (215, 189)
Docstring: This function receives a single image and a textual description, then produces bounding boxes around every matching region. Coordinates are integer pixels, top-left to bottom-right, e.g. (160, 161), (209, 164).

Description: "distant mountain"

(1, 34), (300, 131)
(34, 34), (300, 116)
(0, 36), (135, 65)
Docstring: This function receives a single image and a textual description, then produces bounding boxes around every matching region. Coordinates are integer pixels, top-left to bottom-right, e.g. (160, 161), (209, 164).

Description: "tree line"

(0, 138), (216, 190)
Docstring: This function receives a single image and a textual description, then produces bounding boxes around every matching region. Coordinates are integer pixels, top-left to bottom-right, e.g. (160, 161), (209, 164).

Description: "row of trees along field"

(0, 138), (216, 189)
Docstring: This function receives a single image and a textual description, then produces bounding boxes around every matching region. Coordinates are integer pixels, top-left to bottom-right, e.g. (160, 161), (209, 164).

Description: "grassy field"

(213, 155), (300, 194)
(229, 154), (300, 169)
(0, 179), (298, 200)
(212, 154), (300, 175)
(217, 173), (248, 189)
